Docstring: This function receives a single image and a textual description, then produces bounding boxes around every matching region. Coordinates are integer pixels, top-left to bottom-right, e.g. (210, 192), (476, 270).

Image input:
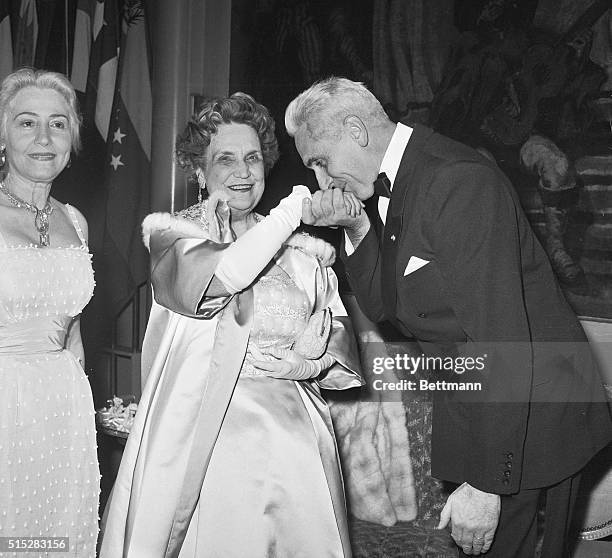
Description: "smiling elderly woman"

(100, 93), (363, 557)
(0, 69), (98, 555)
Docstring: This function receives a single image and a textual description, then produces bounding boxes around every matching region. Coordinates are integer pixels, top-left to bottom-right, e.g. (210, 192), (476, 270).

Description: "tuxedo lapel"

(380, 125), (434, 323)
(363, 196), (383, 244)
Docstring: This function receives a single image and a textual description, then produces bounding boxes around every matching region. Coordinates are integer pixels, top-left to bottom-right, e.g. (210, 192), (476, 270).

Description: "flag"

(71, 0), (99, 94)
(60, 0), (120, 256)
(102, 2), (151, 312)
(84, 0), (120, 141)
(13, 0), (38, 68)
(53, 0), (121, 357)
(0, 0), (12, 83)
(34, 0), (59, 71)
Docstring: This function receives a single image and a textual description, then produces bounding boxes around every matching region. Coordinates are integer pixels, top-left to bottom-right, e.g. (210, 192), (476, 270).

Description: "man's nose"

(314, 167), (333, 190)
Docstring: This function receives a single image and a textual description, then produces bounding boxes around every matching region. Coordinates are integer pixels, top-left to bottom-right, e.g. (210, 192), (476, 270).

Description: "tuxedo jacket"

(344, 124), (612, 494)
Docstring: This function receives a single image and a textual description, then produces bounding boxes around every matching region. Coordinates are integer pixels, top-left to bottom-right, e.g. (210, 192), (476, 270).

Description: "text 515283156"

(0, 537), (69, 552)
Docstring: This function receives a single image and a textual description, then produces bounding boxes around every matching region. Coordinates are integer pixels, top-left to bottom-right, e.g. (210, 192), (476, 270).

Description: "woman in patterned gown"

(0, 69), (98, 556)
(100, 93), (363, 557)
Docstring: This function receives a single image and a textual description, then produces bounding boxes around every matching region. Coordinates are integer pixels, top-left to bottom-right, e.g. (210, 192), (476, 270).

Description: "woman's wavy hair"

(0, 67), (82, 153)
(175, 92), (279, 184)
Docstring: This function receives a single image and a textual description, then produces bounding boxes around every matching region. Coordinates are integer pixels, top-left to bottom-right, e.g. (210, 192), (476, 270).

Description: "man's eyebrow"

(212, 148), (261, 158)
(305, 156), (318, 167)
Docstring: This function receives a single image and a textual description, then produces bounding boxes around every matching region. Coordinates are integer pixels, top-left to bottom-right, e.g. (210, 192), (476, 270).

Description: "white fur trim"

(284, 232), (336, 267)
(141, 212), (208, 250)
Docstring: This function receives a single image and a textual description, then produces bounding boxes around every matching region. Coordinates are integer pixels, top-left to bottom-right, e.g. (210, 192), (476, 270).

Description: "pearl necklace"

(0, 181), (54, 246)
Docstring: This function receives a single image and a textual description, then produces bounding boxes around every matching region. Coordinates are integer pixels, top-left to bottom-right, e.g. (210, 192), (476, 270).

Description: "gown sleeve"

(314, 264), (364, 391)
(145, 214), (233, 318)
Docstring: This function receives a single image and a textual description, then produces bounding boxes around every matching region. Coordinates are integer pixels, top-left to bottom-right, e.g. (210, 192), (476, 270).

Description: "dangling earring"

(195, 168), (206, 204)
(0, 145), (6, 168)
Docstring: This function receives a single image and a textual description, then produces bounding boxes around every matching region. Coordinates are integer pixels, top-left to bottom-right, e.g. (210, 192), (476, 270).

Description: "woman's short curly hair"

(175, 92), (279, 181)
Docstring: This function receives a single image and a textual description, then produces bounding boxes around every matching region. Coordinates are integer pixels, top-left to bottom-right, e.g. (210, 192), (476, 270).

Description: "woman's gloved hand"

(251, 345), (334, 381)
(206, 190), (234, 243)
(214, 185), (312, 293)
(270, 185), (312, 229)
(293, 308), (332, 360)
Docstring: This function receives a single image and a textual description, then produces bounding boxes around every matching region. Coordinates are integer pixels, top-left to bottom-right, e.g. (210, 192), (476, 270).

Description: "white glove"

(214, 185), (311, 293)
(251, 345), (335, 380)
(293, 308), (332, 359)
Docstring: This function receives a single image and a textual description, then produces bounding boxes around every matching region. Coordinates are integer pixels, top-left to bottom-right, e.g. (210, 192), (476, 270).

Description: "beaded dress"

(0, 205), (99, 557)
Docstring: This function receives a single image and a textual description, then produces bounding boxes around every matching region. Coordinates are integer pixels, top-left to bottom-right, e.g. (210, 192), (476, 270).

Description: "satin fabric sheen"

(100, 214), (362, 558)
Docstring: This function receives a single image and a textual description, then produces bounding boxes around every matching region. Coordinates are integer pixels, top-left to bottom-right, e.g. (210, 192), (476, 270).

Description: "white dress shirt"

(345, 122), (413, 255)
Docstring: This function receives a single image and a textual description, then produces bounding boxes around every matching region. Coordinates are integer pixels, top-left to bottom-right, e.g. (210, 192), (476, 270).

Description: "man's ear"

(343, 115), (368, 147)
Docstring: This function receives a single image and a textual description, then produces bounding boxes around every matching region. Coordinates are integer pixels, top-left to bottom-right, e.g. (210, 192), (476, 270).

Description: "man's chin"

(348, 187), (373, 202)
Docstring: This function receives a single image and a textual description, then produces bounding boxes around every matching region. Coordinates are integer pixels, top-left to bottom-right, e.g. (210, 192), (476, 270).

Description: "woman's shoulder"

(60, 202), (89, 242)
(59, 200), (86, 222)
(283, 232), (336, 267)
(173, 202), (209, 225)
(142, 203), (209, 249)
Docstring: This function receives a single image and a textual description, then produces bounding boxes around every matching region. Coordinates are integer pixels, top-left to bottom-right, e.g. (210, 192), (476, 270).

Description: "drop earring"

(196, 168), (205, 204)
(0, 145), (5, 168)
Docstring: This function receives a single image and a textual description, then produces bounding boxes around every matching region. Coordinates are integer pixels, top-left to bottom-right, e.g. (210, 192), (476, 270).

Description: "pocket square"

(403, 256), (430, 276)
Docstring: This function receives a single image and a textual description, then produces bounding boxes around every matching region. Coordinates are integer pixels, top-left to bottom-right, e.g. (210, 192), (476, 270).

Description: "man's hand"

(302, 188), (371, 249)
(302, 188), (365, 228)
(437, 482), (500, 555)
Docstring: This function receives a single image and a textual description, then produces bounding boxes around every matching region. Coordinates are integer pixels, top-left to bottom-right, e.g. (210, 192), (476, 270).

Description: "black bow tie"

(373, 172), (391, 198)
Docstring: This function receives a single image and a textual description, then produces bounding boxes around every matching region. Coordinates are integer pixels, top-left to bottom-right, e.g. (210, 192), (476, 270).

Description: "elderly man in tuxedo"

(285, 77), (612, 558)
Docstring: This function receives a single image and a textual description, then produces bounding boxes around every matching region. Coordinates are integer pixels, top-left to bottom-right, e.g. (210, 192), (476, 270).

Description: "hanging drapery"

(372, 0), (456, 120)
(533, 0), (600, 35)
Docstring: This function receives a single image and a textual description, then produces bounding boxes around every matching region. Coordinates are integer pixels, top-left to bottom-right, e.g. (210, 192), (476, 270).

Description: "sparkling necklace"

(0, 181), (54, 246)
